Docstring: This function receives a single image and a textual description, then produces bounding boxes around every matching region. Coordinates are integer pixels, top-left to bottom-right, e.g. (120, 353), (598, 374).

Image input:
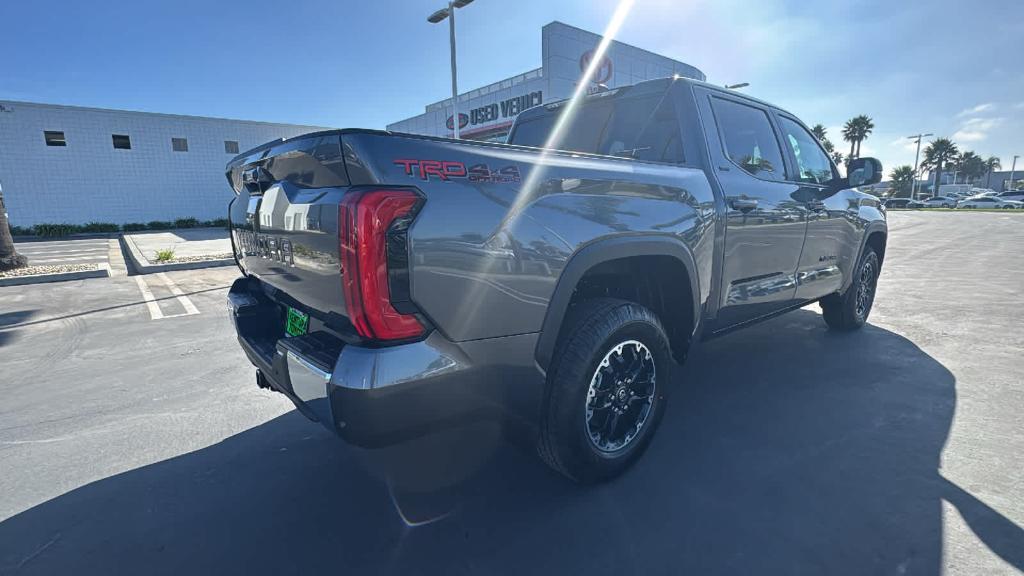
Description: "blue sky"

(3, 0), (1022, 173)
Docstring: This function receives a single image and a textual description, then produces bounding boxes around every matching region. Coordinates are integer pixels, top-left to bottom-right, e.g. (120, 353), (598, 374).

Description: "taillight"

(339, 189), (425, 341)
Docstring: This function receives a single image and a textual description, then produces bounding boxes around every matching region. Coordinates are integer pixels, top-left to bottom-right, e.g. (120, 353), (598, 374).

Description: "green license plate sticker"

(286, 307), (309, 337)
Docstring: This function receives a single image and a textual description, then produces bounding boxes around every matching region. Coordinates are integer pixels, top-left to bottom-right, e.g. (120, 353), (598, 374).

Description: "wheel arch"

(535, 235), (701, 372)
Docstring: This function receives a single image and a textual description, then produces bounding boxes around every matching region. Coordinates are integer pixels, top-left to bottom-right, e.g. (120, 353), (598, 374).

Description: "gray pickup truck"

(225, 77), (887, 482)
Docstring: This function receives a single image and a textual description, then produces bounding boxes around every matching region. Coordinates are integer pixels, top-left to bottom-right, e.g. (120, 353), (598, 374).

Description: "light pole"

(907, 133), (932, 199)
(1009, 155), (1020, 191)
(428, 0), (474, 140)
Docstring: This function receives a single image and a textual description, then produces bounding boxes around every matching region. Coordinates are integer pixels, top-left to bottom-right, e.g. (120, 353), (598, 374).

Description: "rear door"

(696, 89), (807, 331)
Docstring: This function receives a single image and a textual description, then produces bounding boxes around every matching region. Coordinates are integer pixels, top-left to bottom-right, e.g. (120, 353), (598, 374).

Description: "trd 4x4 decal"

(394, 159), (521, 183)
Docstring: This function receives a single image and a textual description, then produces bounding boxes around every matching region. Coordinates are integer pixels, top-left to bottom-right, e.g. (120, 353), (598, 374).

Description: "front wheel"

(820, 246), (880, 331)
(537, 298), (672, 483)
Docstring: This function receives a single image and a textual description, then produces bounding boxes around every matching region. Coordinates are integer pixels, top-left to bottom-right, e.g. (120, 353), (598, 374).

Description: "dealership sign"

(452, 91), (543, 128)
(579, 49), (613, 84)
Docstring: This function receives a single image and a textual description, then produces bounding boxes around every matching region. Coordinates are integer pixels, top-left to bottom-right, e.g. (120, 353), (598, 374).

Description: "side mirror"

(847, 157), (883, 187)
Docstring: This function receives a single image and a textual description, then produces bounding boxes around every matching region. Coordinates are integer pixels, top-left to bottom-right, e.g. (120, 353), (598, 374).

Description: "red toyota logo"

(579, 49), (613, 84)
(446, 113), (469, 130)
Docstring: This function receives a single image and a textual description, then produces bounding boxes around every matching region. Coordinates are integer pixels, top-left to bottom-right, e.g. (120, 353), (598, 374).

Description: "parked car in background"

(882, 198), (912, 208)
(957, 196), (1024, 209)
(915, 196), (958, 208)
(997, 191), (1024, 203)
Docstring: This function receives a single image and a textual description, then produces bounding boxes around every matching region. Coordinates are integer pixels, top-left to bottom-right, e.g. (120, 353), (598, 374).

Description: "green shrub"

(9, 225), (33, 236)
(147, 220), (173, 230)
(174, 217), (199, 229)
(122, 222), (148, 232)
(205, 218), (230, 229)
(34, 223), (80, 237)
(154, 248), (176, 263)
(80, 222), (120, 233)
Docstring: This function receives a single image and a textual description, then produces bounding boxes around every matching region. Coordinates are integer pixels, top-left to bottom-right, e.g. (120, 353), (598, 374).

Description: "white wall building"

(388, 21), (705, 142)
(0, 101), (329, 226)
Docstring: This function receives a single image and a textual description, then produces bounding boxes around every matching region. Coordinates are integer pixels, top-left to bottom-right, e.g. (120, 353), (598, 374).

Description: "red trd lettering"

(420, 160), (444, 181)
(394, 159), (419, 176)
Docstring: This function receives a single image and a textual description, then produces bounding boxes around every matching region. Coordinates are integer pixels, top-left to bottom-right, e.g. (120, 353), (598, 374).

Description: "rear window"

(509, 93), (684, 164)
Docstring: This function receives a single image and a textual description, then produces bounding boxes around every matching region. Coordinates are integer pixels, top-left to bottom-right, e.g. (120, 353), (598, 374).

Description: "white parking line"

(134, 276), (164, 320)
(157, 272), (200, 316)
(133, 273), (201, 320)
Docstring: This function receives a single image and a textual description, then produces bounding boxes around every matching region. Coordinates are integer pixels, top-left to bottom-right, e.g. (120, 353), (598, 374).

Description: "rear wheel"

(820, 246), (879, 331)
(537, 298), (671, 483)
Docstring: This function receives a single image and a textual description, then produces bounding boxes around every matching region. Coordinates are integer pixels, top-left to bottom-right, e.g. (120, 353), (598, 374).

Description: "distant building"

(387, 21), (705, 142)
(0, 101), (329, 226)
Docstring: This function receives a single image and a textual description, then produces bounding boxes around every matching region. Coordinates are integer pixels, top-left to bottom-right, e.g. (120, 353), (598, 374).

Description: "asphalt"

(0, 211), (1022, 575)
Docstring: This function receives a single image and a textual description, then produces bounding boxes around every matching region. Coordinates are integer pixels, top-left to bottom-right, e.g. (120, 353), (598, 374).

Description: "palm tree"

(956, 151), (985, 185)
(0, 183), (28, 271)
(841, 119), (857, 159)
(811, 124), (835, 154)
(889, 165), (916, 198)
(831, 151), (844, 166)
(841, 115), (874, 159)
(984, 156), (1001, 188)
(920, 138), (959, 198)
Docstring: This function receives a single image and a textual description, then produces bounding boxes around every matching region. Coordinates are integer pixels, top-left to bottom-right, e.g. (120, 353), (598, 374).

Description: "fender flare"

(842, 221), (887, 293)
(534, 235), (701, 372)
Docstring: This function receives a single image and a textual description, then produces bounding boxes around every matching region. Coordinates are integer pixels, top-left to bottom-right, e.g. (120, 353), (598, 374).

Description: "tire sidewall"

(850, 249), (880, 324)
(553, 311), (672, 480)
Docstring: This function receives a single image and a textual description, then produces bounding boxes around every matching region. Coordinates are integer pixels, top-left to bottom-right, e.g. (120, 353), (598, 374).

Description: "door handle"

(728, 197), (758, 212)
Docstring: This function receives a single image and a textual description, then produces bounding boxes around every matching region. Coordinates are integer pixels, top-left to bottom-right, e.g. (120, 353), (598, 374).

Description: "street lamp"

(1009, 154), (1020, 191)
(907, 133), (933, 199)
(724, 83), (749, 90)
(428, 0), (474, 140)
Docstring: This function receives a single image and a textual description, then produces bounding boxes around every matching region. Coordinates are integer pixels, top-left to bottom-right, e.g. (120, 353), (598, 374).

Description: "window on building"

(224, 140), (240, 154)
(112, 134), (132, 150)
(711, 97), (786, 181)
(44, 131), (67, 147)
(172, 137), (189, 152)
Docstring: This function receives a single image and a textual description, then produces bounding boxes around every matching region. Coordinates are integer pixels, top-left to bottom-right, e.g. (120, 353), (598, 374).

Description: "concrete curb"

(122, 233), (234, 274)
(0, 264), (111, 287)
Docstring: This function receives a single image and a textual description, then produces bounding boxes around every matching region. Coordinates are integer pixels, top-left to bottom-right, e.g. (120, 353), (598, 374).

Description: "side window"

(778, 116), (835, 185)
(711, 98), (786, 181)
(599, 95), (684, 163)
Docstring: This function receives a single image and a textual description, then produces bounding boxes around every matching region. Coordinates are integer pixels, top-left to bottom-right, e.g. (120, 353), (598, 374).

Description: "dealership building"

(387, 21), (705, 142)
(0, 101), (328, 227)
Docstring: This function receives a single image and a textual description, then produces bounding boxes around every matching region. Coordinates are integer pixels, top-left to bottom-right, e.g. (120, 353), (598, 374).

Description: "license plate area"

(285, 307), (309, 337)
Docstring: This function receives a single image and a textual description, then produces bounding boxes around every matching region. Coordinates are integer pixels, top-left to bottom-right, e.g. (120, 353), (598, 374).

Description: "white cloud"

(1014, 102), (1024, 110)
(957, 103), (995, 117)
(890, 137), (922, 152)
(953, 117), (1002, 142)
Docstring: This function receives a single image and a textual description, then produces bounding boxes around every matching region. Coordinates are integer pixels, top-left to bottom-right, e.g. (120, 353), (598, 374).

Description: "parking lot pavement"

(1, 211), (1022, 575)
(13, 238), (112, 268)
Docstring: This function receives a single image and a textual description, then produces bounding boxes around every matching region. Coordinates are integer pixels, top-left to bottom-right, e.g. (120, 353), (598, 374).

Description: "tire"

(820, 246), (880, 331)
(537, 298), (672, 483)
(942, 203), (950, 208)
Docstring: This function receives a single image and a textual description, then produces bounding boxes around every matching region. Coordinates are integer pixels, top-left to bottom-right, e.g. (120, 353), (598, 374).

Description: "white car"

(997, 191), (1024, 203)
(916, 196), (959, 208)
(957, 196), (1024, 209)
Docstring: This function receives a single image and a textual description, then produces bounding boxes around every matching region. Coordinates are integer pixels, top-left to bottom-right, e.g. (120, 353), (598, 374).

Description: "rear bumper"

(228, 277), (545, 447)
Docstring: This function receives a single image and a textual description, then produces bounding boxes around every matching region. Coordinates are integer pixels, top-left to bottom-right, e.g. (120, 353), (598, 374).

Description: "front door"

(698, 91), (807, 331)
(774, 113), (861, 301)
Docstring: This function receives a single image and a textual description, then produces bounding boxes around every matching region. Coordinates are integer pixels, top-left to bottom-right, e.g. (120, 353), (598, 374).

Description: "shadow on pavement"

(2, 310), (1021, 574)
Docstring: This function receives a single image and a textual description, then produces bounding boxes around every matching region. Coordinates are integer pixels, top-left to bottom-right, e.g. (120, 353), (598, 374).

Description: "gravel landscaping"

(0, 263), (99, 279)
(153, 253), (233, 264)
